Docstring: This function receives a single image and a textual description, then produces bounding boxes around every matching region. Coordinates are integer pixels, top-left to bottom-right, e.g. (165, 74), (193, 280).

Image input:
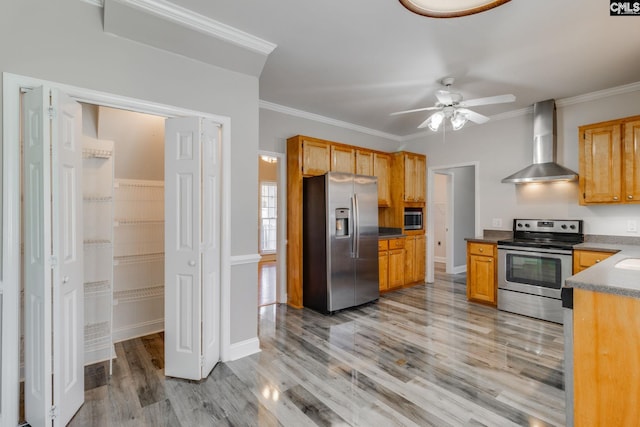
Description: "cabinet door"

(388, 248), (405, 288)
(302, 140), (330, 176)
(580, 124), (622, 204)
(414, 234), (426, 282)
(467, 254), (496, 305)
(331, 145), (355, 173)
(373, 153), (391, 206)
(379, 250), (388, 291)
(404, 236), (415, 285)
(355, 150), (374, 175)
(624, 119), (640, 202)
(415, 155), (426, 202)
(404, 154), (416, 201)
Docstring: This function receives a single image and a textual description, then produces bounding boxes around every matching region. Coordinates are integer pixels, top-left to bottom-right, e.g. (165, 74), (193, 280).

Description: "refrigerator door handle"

(354, 193), (360, 258)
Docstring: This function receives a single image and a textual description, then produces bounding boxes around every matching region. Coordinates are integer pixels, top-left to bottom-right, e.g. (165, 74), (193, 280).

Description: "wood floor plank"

(63, 266), (566, 426)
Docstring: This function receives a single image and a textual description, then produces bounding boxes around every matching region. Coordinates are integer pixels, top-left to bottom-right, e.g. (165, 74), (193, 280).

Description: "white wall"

(403, 88), (640, 237)
(0, 0), (259, 351)
(433, 174), (447, 260)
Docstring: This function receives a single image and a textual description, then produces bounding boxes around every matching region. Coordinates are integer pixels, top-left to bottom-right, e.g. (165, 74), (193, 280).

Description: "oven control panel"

(513, 219), (582, 233)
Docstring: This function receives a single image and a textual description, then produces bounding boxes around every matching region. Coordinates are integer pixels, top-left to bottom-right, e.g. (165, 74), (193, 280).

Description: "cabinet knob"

(479, 248), (484, 252)
(629, 195), (633, 200)
(596, 259), (601, 263)
(613, 196), (619, 200)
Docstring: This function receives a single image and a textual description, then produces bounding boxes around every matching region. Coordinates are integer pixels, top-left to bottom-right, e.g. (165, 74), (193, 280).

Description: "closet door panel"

(165, 117), (202, 380)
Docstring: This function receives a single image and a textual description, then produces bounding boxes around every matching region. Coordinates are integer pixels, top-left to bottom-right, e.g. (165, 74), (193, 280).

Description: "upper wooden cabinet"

(579, 115), (640, 205)
(331, 145), (355, 173)
(355, 149), (373, 175)
(393, 152), (426, 203)
(373, 153), (391, 207)
(302, 139), (330, 176)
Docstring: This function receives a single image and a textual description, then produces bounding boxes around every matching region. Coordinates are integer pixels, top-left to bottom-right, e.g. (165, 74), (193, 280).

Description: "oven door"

(497, 246), (572, 299)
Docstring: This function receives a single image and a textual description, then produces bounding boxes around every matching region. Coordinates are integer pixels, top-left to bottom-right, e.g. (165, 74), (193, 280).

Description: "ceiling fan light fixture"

(451, 112), (468, 130)
(399, 0), (510, 18)
(426, 111), (444, 131)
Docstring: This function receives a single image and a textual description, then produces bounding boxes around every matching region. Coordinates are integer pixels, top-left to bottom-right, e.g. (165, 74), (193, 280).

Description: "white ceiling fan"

(391, 77), (516, 131)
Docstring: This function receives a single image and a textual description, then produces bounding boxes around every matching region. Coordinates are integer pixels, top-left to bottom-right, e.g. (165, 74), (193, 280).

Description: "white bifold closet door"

(24, 86), (84, 427)
(165, 117), (221, 380)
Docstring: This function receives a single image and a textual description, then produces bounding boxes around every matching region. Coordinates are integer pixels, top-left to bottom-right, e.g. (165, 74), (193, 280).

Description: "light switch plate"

(627, 220), (637, 233)
(492, 218), (502, 228)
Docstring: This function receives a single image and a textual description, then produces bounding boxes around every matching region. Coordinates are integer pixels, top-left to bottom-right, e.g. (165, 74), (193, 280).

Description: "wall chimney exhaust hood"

(501, 99), (578, 184)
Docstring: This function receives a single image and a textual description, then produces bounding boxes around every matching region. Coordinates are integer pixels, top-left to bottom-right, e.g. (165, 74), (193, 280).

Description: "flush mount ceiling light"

(399, 0), (510, 18)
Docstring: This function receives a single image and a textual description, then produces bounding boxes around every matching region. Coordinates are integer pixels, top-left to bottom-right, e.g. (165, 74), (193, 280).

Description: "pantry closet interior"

(21, 104), (167, 372)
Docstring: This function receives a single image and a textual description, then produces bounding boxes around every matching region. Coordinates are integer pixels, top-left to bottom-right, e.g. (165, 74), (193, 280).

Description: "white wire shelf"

(84, 280), (111, 297)
(84, 239), (112, 247)
(114, 219), (164, 226)
(83, 148), (112, 159)
(114, 284), (164, 304)
(113, 252), (164, 266)
(83, 196), (113, 202)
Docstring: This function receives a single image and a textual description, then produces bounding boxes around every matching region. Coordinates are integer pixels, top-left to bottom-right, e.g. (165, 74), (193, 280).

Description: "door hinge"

(49, 405), (59, 420)
(200, 355), (205, 368)
(50, 255), (58, 269)
(48, 106), (57, 119)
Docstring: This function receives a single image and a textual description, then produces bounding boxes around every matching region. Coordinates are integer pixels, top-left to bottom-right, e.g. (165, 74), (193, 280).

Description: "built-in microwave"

(404, 208), (423, 230)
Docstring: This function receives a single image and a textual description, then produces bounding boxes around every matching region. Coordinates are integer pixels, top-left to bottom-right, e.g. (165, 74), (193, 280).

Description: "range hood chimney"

(501, 99), (578, 183)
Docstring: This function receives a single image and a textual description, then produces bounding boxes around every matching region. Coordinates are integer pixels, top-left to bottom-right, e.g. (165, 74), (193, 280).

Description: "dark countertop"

(565, 239), (640, 299)
(378, 227), (405, 239)
(464, 229), (512, 244)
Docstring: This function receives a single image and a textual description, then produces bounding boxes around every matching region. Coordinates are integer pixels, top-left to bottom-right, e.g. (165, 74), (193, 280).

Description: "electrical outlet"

(628, 220), (637, 233)
(492, 218), (502, 228)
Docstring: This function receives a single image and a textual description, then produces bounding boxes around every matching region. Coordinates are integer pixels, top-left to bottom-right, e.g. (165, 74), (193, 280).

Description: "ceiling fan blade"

(390, 106), (439, 116)
(457, 108), (490, 124)
(459, 94), (515, 107)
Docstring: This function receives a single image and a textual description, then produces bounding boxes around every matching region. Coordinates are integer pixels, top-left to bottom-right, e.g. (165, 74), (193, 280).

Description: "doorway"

(257, 151), (286, 307)
(2, 73), (232, 426)
(427, 162), (479, 282)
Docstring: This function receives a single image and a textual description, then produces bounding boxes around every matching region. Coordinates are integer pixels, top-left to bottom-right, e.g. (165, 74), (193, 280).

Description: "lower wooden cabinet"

(404, 234), (426, 285)
(388, 247), (405, 289)
(378, 240), (389, 291)
(466, 241), (497, 306)
(573, 249), (616, 274)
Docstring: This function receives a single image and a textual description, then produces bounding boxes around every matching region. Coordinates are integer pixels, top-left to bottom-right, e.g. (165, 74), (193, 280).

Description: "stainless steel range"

(497, 219), (583, 324)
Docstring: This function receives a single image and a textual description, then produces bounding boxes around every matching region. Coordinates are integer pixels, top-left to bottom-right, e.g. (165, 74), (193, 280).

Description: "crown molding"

(259, 100), (403, 142)
(82, 0), (276, 55)
(557, 80), (640, 107)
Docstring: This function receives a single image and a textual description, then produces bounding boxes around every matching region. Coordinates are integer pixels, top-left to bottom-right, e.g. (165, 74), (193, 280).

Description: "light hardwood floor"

(66, 267), (565, 426)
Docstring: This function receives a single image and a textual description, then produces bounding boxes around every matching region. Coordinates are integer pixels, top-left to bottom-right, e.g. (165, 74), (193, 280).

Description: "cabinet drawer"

(378, 240), (388, 251)
(468, 242), (495, 256)
(574, 250), (616, 273)
(389, 238), (405, 249)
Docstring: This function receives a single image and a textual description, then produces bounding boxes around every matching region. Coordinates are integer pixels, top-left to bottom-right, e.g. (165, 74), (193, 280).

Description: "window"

(260, 182), (277, 253)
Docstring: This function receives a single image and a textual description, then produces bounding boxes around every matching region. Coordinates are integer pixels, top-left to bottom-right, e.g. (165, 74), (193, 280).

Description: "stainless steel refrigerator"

(302, 172), (379, 314)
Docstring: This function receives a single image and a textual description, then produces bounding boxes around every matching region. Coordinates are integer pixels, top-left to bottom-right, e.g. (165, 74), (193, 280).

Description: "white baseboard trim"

(112, 319), (164, 343)
(451, 265), (467, 275)
(434, 256), (446, 263)
(227, 337), (261, 361)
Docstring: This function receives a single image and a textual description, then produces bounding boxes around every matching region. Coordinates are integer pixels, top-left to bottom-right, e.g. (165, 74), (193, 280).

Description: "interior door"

(200, 120), (221, 377)
(165, 117), (220, 380)
(24, 86), (53, 427)
(24, 87), (84, 426)
(51, 90), (85, 426)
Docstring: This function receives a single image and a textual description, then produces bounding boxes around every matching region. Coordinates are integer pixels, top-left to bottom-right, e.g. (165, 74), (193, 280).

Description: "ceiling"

(162, 0), (640, 138)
